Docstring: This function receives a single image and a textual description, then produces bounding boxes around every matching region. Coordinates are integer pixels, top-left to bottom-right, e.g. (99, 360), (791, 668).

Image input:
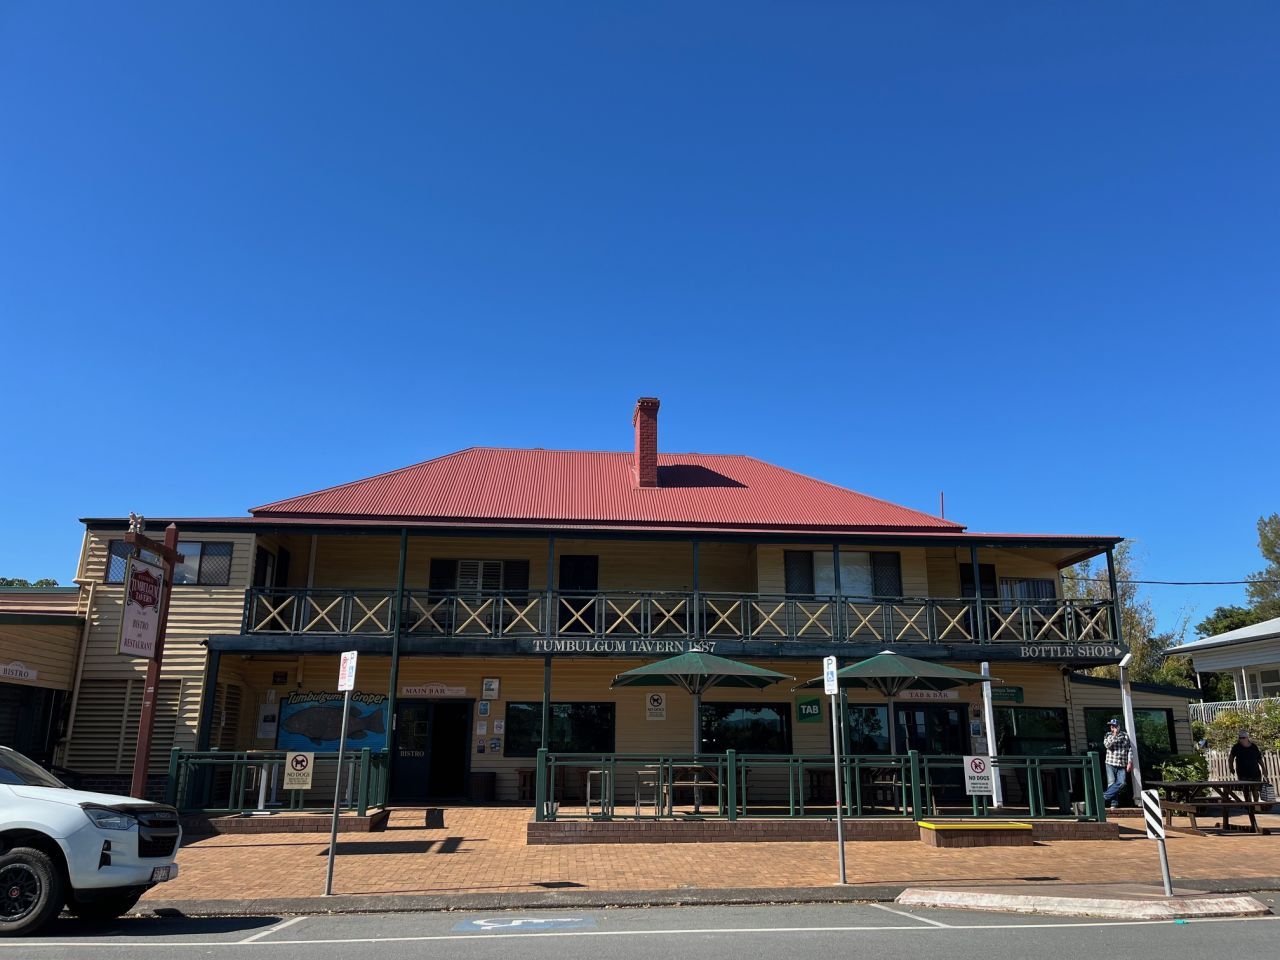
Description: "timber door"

(390, 700), (474, 802)
(558, 554), (599, 633)
(391, 702), (432, 802)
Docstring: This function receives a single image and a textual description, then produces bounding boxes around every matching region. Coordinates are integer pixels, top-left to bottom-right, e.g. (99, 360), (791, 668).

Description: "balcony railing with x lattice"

(243, 588), (1119, 647)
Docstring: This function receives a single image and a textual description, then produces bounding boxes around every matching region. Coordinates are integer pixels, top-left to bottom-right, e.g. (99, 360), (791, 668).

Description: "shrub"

(1158, 753), (1208, 783)
(1205, 701), (1280, 751)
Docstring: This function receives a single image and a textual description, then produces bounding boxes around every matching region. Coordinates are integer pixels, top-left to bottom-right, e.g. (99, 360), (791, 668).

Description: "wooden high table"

(1146, 779), (1271, 835)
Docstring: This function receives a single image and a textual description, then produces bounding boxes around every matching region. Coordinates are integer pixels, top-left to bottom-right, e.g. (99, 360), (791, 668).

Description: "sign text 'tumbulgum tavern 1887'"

(517, 638), (1123, 660)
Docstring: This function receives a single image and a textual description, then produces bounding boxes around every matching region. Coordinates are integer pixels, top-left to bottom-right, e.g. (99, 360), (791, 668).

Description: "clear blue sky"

(2, 3), (1276, 638)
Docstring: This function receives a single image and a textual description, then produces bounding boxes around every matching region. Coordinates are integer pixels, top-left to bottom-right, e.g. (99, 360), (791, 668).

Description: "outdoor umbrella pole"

(692, 688), (702, 813)
(692, 689), (701, 754)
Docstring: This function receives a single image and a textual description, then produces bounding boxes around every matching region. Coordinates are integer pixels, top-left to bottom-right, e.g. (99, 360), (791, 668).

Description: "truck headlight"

(81, 805), (138, 831)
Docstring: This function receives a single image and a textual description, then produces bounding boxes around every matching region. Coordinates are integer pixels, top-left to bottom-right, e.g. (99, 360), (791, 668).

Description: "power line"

(1066, 577), (1280, 586)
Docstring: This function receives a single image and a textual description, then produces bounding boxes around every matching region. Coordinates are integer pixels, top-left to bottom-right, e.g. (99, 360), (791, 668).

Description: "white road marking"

(869, 903), (952, 927)
(4, 913), (1276, 949)
(237, 916), (308, 943)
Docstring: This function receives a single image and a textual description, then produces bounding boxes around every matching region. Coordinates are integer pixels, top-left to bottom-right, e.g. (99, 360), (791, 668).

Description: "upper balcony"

(240, 587), (1120, 658)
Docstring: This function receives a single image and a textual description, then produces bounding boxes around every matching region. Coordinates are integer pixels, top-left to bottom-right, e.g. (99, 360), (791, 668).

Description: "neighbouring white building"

(1179, 616), (1280, 724)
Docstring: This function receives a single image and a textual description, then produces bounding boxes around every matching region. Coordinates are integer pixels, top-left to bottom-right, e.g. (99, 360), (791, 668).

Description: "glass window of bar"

(699, 702), (792, 754)
(994, 707), (1070, 756)
(503, 702), (616, 758)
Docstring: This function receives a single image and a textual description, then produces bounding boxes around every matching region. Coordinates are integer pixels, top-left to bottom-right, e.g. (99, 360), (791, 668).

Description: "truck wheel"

(66, 887), (145, 922)
(0, 847), (65, 936)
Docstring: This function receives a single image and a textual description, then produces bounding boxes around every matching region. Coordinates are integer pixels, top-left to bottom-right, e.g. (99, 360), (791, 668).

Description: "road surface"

(4, 900), (1277, 960)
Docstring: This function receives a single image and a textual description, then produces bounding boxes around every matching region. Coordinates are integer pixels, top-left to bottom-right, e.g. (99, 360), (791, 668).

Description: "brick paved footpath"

(144, 808), (1280, 903)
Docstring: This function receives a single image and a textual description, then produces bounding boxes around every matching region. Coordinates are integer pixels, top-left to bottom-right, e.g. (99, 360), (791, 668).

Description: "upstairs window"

(784, 551), (902, 598)
(105, 540), (233, 586)
(428, 558), (530, 595)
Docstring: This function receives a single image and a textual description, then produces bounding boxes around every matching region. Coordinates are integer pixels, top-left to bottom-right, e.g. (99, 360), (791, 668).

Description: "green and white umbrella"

(612, 651), (792, 753)
(798, 651), (996, 753)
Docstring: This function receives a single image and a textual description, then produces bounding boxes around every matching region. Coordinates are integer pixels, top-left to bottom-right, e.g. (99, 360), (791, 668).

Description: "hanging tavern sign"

(118, 555), (165, 659)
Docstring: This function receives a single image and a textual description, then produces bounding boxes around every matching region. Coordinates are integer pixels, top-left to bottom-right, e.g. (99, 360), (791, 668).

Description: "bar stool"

(634, 767), (663, 816)
(586, 768), (612, 817)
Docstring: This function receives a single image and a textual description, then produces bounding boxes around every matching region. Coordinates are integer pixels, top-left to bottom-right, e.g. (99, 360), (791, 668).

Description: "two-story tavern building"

(60, 398), (1154, 805)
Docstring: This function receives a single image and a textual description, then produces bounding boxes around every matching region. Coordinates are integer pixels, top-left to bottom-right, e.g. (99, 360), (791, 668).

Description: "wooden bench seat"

(1163, 800), (1273, 835)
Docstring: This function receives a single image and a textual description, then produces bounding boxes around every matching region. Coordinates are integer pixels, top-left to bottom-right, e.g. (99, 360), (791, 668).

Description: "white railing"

(1189, 698), (1280, 724)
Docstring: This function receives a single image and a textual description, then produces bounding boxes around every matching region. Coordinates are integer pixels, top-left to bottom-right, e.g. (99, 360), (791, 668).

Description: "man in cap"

(1102, 717), (1132, 809)
(1229, 729), (1264, 798)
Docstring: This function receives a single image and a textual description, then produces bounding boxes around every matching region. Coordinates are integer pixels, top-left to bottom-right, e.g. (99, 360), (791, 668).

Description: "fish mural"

(276, 693), (389, 751)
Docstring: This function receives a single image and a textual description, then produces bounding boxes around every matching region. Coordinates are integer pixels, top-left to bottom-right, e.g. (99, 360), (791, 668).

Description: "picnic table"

(1146, 779), (1271, 835)
(665, 763), (723, 815)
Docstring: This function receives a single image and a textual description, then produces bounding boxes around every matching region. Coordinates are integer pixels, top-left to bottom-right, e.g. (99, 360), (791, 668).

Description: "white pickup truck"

(0, 745), (181, 935)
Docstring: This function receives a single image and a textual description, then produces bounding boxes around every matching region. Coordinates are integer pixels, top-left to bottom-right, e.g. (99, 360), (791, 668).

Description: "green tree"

(1195, 604), (1269, 639)
(1061, 541), (1184, 684)
(0, 577), (59, 587)
(1245, 512), (1280, 619)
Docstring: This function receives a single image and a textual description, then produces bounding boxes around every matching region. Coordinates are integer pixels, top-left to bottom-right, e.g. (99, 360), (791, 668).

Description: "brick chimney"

(633, 397), (660, 488)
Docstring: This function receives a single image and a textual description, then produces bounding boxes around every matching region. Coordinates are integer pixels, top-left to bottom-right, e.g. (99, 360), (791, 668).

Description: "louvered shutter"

(784, 551), (815, 596)
(871, 553), (903, 598)
(65, 678), (182, 774)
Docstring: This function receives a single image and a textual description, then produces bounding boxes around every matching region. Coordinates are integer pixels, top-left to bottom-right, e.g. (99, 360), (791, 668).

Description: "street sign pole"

(325, 651), (358, 896)
(824, 655), (846, 884)
(1141, 789), (1173, 896)
(125, 521), (182, 800)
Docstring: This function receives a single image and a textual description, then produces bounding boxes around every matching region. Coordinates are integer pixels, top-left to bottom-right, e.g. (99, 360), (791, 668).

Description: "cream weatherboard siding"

(0, 623), (80, 691)
(64, 528), (255, 775)
(292, 534), (758, 594)
(1066, 680), (1195, 757)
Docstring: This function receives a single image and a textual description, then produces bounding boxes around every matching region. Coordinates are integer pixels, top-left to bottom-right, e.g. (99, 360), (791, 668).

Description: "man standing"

(1102, 717), (1133, 809)
(1229, 730), (1265, 799)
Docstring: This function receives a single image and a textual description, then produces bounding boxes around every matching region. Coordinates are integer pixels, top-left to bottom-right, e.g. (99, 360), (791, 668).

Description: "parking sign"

(338, 650), (358, 691)
(823, 656), (838, 695)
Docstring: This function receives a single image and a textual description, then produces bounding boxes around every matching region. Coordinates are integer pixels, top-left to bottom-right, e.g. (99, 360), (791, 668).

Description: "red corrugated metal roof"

(250, 448), (964, 532)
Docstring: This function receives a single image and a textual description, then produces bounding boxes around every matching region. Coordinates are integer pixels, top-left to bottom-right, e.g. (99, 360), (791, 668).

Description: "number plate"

(150, 866), (172, 882)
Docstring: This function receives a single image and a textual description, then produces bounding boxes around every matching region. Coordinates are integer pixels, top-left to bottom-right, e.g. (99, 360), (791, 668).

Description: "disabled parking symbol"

(453, 915), (596, 932)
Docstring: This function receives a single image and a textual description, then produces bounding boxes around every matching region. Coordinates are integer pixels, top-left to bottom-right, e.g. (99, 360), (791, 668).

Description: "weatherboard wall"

(0, 623), (79, 691)
(64, 528), (256, 774)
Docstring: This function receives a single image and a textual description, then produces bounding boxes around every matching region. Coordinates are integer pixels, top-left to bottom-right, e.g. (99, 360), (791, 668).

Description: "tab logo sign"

(963, 755), (994, 795)
(796, 697), (822, 723)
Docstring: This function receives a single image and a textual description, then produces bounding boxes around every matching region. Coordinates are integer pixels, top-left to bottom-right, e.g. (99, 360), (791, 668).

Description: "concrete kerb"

(896, 889), (1272, 920)
(133, 878), (1280, 919)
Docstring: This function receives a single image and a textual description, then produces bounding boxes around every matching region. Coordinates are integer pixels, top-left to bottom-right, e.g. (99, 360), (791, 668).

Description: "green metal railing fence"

(533, 749), (1106, 824)
(166, 748), (390, 815)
